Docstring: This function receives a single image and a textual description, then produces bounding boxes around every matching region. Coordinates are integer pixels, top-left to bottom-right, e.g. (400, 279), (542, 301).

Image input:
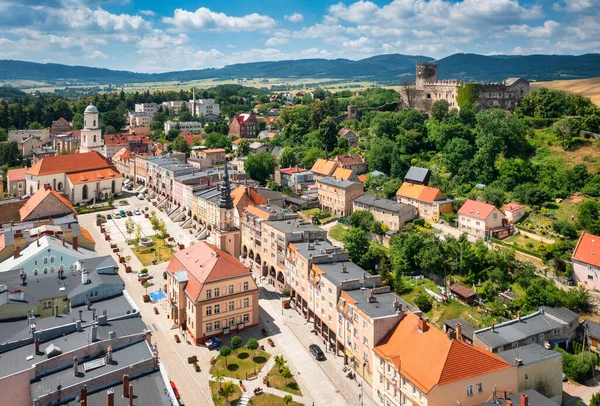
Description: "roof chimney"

(455, 323), (462, 342)
(506, 400), (513, 406)
(80, 385), (88, 405)
(517, 311), (521, 321)
(129, 385), (134, 406)
(123, 375), (130, 398)
(417, 317), (427, 332)
(73, 236), (78, 251)
(73, 356), (78, 376)
(515, 357), (523, 366)
(13, 245), (21, 259)
(520, 393), (528, 406)
(107, 388), (115, 406)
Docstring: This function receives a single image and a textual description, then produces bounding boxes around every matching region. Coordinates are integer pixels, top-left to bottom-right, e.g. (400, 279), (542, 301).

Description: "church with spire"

(212, 163), (241, 258)
(79, 104), (105, 155)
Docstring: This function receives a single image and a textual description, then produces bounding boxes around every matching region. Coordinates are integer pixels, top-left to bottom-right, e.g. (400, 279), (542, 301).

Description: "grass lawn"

(504, 234), (546, 251)
(328, 225), (348, 241)
(209, 381), (242, 406)
(249, 393), (303, 406)
(131, 235), (173, 266)
(266, 365), (303, 396)
(210, 346), (271, 380)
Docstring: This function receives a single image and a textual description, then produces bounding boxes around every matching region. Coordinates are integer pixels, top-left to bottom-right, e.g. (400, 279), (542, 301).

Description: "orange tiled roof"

(418, 186), (445, 203)
(396, 182), (425, 199)
(19, 186), (76, 221)
(7, 168), (27, 182)
(231, 186), (267, 211)
(311, 159), (337, 176)
(79, 226), (95, 244)
(573, 232), (600, 268)
(333, 167), (353, 181)
(374, 312), (511, 394)
(244, 204), (272, 220)
(504, 203), (525, 212)
(358, 174), (367, 183)
(458, 199), (498, 220)
(336, 154), (365, 166)
(168, 242), (253, 302)
(67, 168), (121, 185)
(113, 147), (134, 162)
(203, 148), (226, 154)
(27, 151), (115, 176)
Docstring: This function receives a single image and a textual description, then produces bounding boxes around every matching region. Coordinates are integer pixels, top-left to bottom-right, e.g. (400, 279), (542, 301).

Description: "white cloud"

(89, 50), (108, 59)
(139, 10), (156, 17)
(507, 21), (562, 38)
(163, 7), (276, 31)
(45, 6), (150, 32)
(137, 30), (189, 50)
(284, 13), (304, 23)
(266, 37), (288, 46)
(553, 0), (600, 12)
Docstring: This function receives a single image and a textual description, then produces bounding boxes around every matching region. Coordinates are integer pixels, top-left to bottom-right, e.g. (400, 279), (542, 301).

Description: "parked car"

(206, 338), (221, 350)
(137, 193), (145, 199)
(113, 211), (121, 219)
(134, 209), (141, 215)
(309, 344), (325, 361)
(137, 273), (153, 282)
(126, 211), (133, 216)
(106, 214), (112, 220)
(119, 209), (126, 217)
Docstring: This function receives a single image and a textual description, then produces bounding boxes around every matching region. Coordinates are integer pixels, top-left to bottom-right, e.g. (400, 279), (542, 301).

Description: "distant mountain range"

(2, 53), (600, 86)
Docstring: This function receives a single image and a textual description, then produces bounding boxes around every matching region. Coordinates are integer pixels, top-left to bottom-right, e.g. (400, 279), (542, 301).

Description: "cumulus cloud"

(507, 21), (562, 38)
(266, 37), (288, 46)
(284, 13), (304, 23)
(553, 0), (600, 12)
(163, 7), (276, 31)
(139, 10), (156, 17)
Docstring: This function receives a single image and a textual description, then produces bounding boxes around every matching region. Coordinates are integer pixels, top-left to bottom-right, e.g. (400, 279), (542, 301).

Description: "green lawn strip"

(209, 346), (271, 380)
(209, 380), (242, 406)
(328, 225), (348, 241)
(131, 235), (173, 266)
(249, 393), (303, 406)
(265, 364), (303, 396)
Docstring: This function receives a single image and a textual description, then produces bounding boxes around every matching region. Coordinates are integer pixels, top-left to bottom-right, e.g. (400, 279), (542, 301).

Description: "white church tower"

(79, 104), (105, 155)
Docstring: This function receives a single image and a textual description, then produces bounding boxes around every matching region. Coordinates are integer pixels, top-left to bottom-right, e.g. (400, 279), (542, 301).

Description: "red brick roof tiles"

(573, 232), (600, 268)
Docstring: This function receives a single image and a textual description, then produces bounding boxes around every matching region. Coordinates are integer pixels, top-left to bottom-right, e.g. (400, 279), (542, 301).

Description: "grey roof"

(173, 271), (188, 282)
(78, 256), (119, 273)
(0, 316), (146, 378)
(291, 240), (339, 261)
(354, 194), (410, 213)
(316, 261), (366, 286)
(271, 146), (283, 160)
(345, 288), (419, 319)
(264, 220), (326, 236)
(31, 340), (153, 401)
(444, 318), (477, 341)
(404, 166), (430, 184)
(62, 370), (173, 406)
(85, 104), (99, 114)
(504, 77), (524, 86)
(496, 343), (561, 366)
(584, 319), (600, 339)
(474, 307), (576, 350)
(318, 176), (362, 189)
(539, 306), (579, 324)
(249, 142), (264, 149)
(476, 389), (554, 406)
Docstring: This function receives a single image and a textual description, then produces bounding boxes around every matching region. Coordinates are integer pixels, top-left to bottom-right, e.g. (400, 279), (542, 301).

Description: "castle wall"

(476, 81), (529, 112)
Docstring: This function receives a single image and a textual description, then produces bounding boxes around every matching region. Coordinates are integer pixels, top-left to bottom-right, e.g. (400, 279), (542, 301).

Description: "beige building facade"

(317, 177), (364, 217)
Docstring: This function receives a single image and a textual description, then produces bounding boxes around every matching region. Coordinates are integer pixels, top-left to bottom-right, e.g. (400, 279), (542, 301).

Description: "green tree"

(279, 147), (297, 168)
(212, 371), (225, 390)
(0, 128), (7, 142)
(590, 392), (600, 406)
(281, 366), (293, 388)
(349, 210), (375, 230)
(343, 228), (370, 264)
(172, 136), (191, 154)
(246, 338), (259, 355)
(300, 147), (326, 169)
(382, 178), (402, 199)
(431, 100), (450, 121)
(245, 152), (277, 185)
(219, 346), (232, 366)
(578, 200), (600, 235)
(274, 355), (287, 372)
(553, 117), (580, 150)
(235, 139), (250, 157)
(220, 381), (236, 402)
(231, 336), (242, 348)
(204, 132), (231, 150)
(283, 394), (293, 405)
(318, 116), (338, 152)
(125, 217), (135, 242)
(101, 110), (125, 133)
(414, 294), (432, 313)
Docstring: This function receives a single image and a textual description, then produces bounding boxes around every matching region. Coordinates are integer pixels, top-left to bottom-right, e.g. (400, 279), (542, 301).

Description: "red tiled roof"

(336, 154), (365, 166)
(280, 167), (307, 175)
(79, 226), (95, 244)
(168, 242), (253, 302)
(419, 186), (444, 203)
(67, 168), (121, 185)
(449, 283), (477, 299)
(457, 199), (498, 220)
(7, 168), (27, 182)
(235, 113), (256, 124)
(104, 134), (129, 146)
(573, 232), (600, 268)
(358, 174), (367, 183)
(27, 151), (115, 176)
(504, 203), (525, 212)
(231, 186), (267, 212)
(374, 312), (511, 394)
(203, 148), (226, 154)
(19, 186), (76, 221)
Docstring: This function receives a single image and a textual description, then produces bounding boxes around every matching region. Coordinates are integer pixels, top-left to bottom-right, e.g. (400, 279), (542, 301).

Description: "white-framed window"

(44, 257), (48, 264)
(229, 301), (235, 311)
(477, 383), (483, 393)
(214, 288), (220, 297)
(229, 317), (234, 326)
(34, 269), (38, 275)
(243, 298), (249, 308)
(206, 323), (212, 332)
(243, 314), (249, 323)
(215, 321), (221, 330)
(538, 333), (544, 342)
(50, 256), (55, 263)
(553, 328), (561, 336)
(206, 289), (212, 299)
(243, 281), (249, 291)
(467, 385), (473, 396)
(43, 301), (52, 309)
(229, 285), (234, 294)
(206, 306), (212, 316)
(214, 304), (220, 314)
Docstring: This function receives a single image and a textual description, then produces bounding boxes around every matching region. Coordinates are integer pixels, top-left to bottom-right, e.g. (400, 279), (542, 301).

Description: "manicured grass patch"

(209, 381), (242, 406)
(249, 393), (303, 406)
(503, 234), (546, 251)
(209, 346), (271, 380)
(131, 235), (173, 266)
(266, 364), (303, 396)
(328, 225), (348, 241)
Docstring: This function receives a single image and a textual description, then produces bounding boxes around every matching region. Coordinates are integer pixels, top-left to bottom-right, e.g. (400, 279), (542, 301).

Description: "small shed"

(499, 290), (518, 305)
(404, 167), (430, 185)
(504, 203), (525, 223)
(449, 283), (478, 305)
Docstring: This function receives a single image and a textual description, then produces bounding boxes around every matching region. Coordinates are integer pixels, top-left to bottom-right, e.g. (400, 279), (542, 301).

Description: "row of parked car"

(106, 209), (142, 220)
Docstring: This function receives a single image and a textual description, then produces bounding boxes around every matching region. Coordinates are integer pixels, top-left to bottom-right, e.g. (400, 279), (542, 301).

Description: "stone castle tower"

(415, 62), (438, 89)
(79, 104), (105, 155)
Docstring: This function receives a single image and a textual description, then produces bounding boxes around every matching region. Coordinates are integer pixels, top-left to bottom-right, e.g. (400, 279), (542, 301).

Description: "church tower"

(214, 163), (240, 258)
(79, 104), (105, 155)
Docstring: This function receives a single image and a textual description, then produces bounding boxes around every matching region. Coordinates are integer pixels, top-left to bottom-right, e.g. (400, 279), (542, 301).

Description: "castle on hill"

(411, 62), (530, 112)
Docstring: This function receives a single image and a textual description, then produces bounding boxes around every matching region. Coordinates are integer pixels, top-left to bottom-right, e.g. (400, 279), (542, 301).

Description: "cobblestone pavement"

(80, 203), (372, 406)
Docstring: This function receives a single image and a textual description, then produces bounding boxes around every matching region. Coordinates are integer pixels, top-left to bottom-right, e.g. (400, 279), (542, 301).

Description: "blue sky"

(0, 0), (599, 73)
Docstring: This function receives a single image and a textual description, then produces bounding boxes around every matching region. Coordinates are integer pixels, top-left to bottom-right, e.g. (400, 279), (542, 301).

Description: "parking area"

(103, 207), (155, 243)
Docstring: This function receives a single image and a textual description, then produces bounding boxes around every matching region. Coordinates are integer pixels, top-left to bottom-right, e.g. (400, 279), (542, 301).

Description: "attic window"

(476, 211), (480, 215)
(469, 209), (474, 213)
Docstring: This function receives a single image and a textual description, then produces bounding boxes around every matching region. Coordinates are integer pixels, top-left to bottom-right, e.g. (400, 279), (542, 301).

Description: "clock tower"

(79, 104), (105, 155)
(214, 163), (240, 258)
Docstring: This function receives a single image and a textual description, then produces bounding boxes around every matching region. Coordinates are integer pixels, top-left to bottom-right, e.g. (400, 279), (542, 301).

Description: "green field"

(131, 235), (173, 266)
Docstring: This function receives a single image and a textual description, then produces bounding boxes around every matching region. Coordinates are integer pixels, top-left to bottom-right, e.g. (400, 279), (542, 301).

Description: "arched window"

(82, 184), (88, 200)
(44, 257), (48, 264)
(93, 120), (96, 127)
(44, 268), (48, 274)
(34, 269), (38, 275)
(50, 256), (54, 263)
(93, 134), (96, 143)
(57, 182), (63, 191)
(50, 267), (55, 273)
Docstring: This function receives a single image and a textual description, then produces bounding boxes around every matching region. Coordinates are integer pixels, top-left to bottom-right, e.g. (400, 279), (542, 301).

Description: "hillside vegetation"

(532, 77), (600, 106)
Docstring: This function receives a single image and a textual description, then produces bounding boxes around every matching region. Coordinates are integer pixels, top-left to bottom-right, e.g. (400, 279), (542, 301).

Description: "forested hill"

(2, 53), (600, 84)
